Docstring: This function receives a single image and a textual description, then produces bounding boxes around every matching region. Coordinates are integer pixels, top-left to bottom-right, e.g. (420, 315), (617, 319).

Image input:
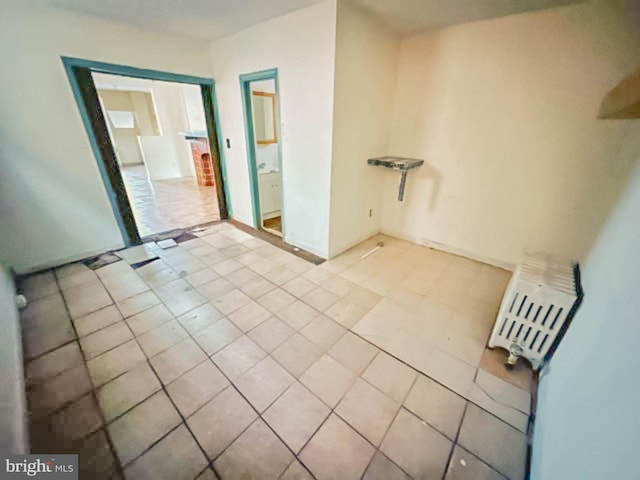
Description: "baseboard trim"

(328, 229), (381, 260)
(379, 228), (515, 271)
(13, 243), (125, 275)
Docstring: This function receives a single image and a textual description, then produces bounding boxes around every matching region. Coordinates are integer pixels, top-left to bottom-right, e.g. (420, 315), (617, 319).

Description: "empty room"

(1, 0), (639, 479)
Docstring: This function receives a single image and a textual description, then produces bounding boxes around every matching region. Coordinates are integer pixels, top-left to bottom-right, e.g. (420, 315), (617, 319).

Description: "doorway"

(62, 57), (229, 246)
(240, 69), (284, 238)
(94, 73), (221, 237)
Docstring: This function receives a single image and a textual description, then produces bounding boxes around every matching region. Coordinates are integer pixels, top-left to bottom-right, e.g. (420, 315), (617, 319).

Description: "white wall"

(328, 0), (399, 257)
(210, 0), (337, 257)
(532, 145), (640, 479)
(0, 264), (27, 454)
(181, 84), (207, 132)
(149, 81), (196, 178)
(0, 4), (211, 274)
(382, 1), (640, 268)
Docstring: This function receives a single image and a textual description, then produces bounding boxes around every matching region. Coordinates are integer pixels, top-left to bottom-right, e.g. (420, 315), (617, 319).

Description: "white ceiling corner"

(350, 0), (586, 34)
(37, 0), (323, 40)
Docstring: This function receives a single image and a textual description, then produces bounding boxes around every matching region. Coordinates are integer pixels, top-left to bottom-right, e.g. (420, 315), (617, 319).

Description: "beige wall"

(0, 2), (212, 273)
(328, 0), (400, 257)
(129, 91), (158, 136)
(381, 1), (640, 268)
(98, 89), (144, 166)
(210, 0), (337, 258)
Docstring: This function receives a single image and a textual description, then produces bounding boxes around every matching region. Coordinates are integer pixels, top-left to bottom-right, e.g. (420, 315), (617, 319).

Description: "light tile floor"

(20, 223), (531, 480)
(122, 165), (219, 237)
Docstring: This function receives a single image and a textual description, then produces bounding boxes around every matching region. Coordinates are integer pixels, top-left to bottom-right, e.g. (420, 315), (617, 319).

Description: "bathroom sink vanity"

(258, 171), (281, 220)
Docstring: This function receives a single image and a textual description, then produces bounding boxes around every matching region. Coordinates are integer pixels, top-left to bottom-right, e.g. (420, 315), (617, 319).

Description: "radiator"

(488, 251), (578, 370)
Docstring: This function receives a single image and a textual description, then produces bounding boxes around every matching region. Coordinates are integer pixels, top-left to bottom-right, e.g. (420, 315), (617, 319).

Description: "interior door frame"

(62, 56), (231, 246)
(239, 68), (285, 236)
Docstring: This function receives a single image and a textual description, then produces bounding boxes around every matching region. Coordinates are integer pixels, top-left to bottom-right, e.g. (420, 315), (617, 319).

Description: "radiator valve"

(506, 342), (523, 368)
(15, 294), (27, 310)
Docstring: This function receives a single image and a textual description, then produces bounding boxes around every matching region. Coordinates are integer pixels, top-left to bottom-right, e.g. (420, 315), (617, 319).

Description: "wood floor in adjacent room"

(263, 216), (282, 233)
(122, 165), (220, 237)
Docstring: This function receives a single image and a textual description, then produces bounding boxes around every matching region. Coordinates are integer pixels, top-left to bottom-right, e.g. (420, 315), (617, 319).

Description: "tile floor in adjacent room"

(20, 223), (532, 480)
(121, 165), (220, 237)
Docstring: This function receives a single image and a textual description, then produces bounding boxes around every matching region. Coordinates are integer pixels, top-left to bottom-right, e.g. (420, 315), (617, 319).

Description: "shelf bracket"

(367, 156), (424, 202)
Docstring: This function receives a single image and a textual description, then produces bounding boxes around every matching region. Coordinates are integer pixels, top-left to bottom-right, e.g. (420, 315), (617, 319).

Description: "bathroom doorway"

(240, 69), (284, 238)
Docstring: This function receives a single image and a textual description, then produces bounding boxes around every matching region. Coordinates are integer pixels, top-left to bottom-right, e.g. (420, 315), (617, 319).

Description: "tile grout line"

(128, 242), (381, 477)
(82, 258), (231, 476)
(441, 400), (470, 480)
(51, 268), (126, 479)
(47, 264), (211, 477)
(89, 264), (150, 477)
(35, 260), (428, 479)
(19, 280), (82, 366)
(116, 263), (230, 475)
(170, 317), (317, 479)
(23, 225), (523, 480)
(154, 257), (394, 478)
(20, 225), (323, 478)
(356, 371), (422, 480)
(334, 260), (530, 475)
(255, 327), (402, 478)
(440, 399), (509, 480)
(345, 317), (531, 437)
(115, 248), (321, 477)
(21, 245), (308, 366)
(363, 406), (417, 480)
(138, 352), (215, 475)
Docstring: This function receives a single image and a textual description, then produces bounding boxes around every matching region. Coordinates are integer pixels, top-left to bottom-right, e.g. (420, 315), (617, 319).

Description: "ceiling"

(351, 0), (585, 34)
(39, 0), (322, 40)
(38, 0), (586, 40)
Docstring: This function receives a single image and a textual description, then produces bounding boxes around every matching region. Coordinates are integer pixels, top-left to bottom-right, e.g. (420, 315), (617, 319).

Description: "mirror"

(251, 91), (277, 144)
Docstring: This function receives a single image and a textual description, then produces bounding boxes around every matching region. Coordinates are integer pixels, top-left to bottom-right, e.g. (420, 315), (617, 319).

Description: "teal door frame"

(239, 69), (284, 236)
(62, 56), (231, 246)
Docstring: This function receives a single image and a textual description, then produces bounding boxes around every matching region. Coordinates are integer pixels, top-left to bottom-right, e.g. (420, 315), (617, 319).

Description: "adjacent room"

(93, 73), (222, 238)
(1, 0), (639, 479)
